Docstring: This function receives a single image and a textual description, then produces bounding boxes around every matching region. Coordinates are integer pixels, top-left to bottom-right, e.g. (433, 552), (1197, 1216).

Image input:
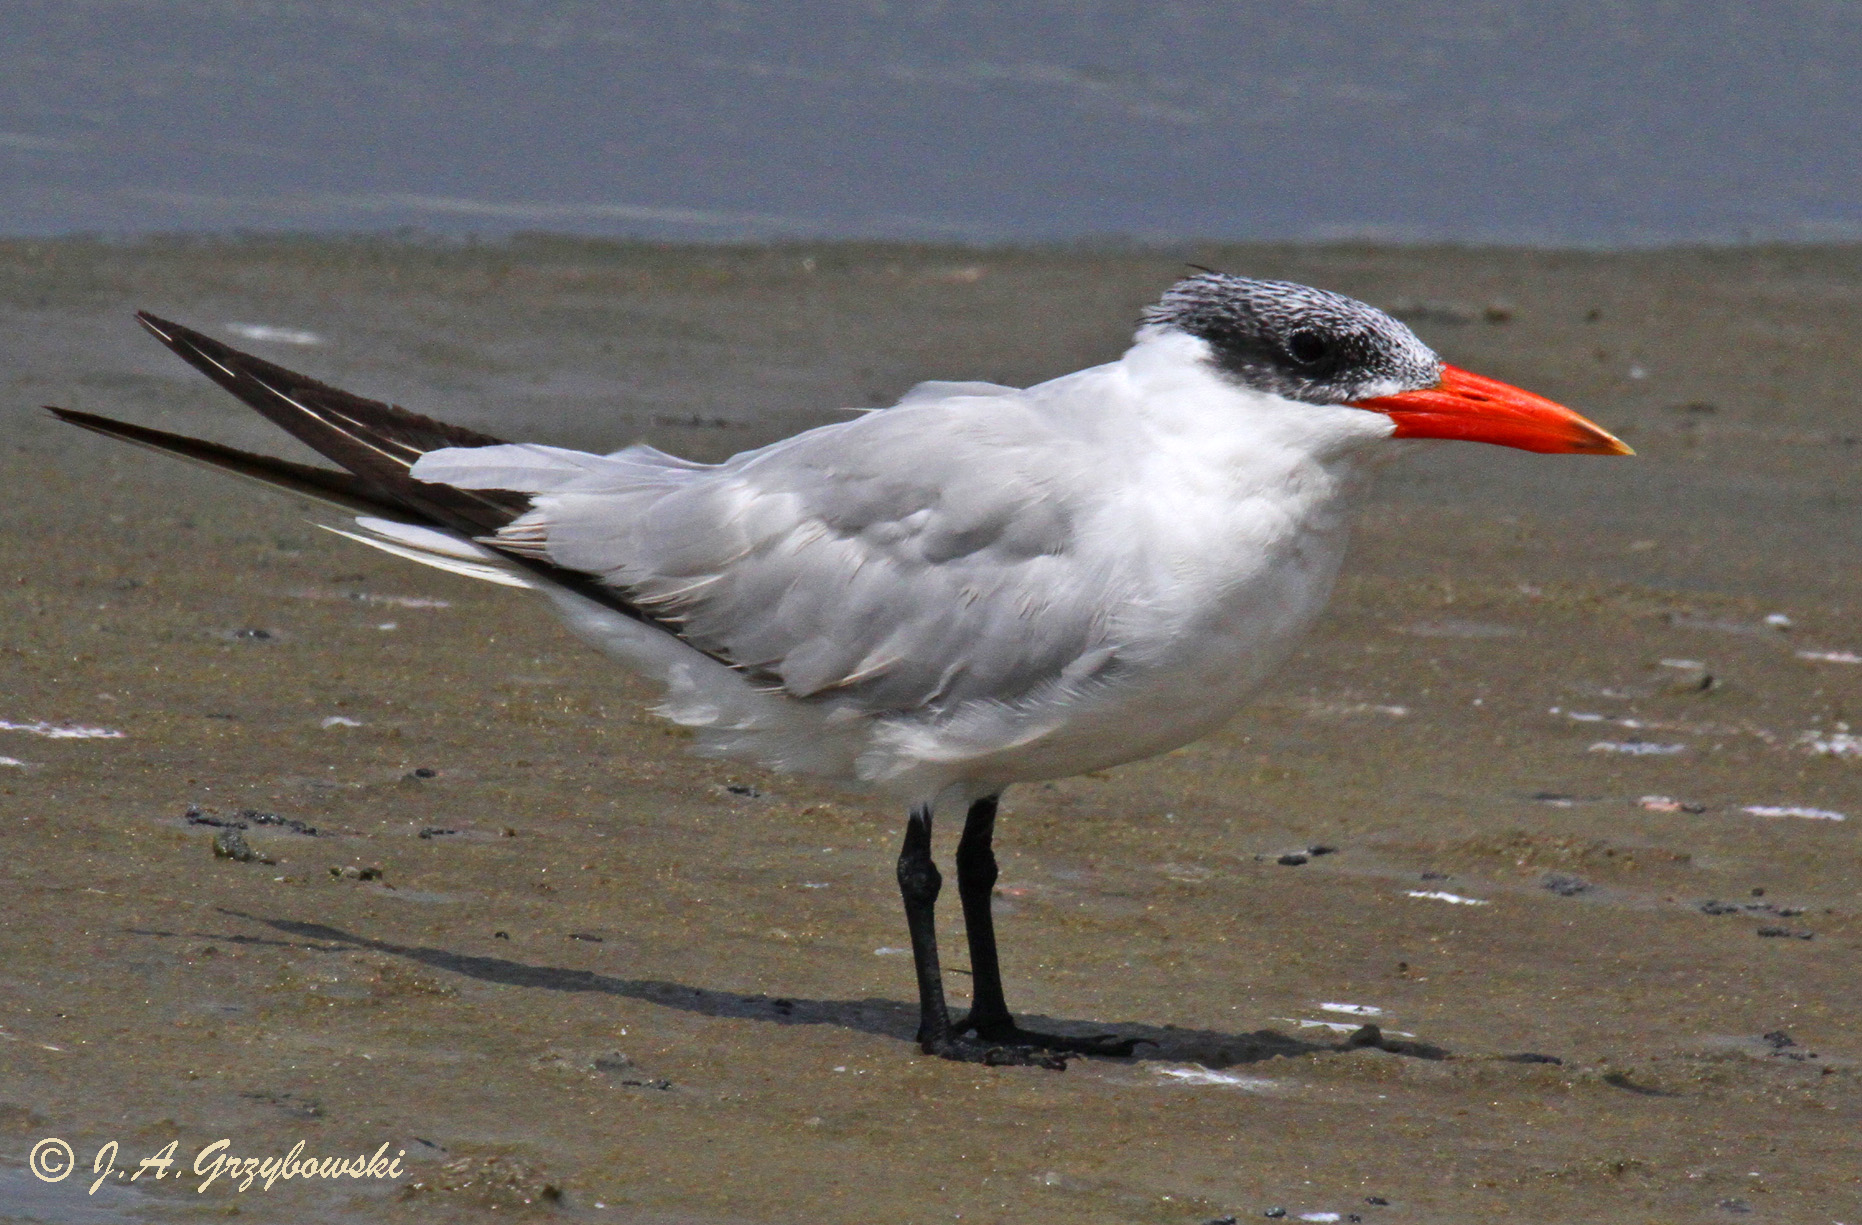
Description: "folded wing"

(420, 390), (1124, 715)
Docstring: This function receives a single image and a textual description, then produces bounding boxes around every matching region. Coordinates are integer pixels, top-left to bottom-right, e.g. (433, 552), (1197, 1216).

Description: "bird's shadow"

(186, 910), (1450, 1068)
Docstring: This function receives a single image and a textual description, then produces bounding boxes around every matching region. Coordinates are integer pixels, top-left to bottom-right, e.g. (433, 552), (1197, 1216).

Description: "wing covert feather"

(513, 393), (1122, 712)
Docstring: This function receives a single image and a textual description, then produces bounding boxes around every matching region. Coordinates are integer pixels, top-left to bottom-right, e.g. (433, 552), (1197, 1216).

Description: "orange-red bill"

(1352, 363), (1633, 455)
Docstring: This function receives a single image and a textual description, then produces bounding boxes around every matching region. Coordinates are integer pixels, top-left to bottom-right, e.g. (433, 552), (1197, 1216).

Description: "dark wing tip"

(135, 311), (194, 353)
(46, 404), (138, 434)
(46, 404), (408, 517)
(69, 340), (758, 680)
(134, 311), (262, 388)
(130, 311), (526, 534)
(137, 311), (233, 357)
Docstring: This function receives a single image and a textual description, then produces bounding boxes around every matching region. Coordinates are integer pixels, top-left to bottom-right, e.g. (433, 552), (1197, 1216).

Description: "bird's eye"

(1285, 330), (1333, 368)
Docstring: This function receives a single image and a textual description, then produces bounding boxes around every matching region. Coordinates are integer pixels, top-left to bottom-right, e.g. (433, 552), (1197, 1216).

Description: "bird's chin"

(1360, 434), (1431, 469)
(1352, 364), (1633, 456)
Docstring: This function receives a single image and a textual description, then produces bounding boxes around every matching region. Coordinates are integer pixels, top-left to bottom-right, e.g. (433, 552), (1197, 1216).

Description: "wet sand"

(0, 238), (1858, 1223)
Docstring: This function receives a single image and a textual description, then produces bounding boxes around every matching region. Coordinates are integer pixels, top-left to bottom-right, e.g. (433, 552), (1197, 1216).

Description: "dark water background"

(5, 0), (1860, 245)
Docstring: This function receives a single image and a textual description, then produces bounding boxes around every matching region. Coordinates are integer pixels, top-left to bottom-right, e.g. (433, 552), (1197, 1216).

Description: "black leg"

(953, 794), (1144, 1058)
(895, 803), (951, 1048)
(954, 794), (1012, 1033)
(894, 802), (1063, 1069)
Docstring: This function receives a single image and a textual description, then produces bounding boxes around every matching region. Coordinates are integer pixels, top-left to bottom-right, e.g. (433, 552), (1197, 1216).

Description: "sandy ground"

(0, 239), (1858, 1224)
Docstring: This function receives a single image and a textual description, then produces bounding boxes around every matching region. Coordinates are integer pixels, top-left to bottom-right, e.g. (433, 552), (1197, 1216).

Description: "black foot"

(921, 1034), (1071, 1069)
(960, 1016), (1147, 1058)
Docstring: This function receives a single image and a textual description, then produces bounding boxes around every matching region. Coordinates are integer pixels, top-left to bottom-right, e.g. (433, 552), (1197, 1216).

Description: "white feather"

(319, 519), (536, 588)
(391, 329), (1395, 804)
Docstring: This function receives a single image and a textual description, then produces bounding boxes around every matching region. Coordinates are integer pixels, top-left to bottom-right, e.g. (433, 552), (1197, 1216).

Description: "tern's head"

(1142, 272), (1632, 456)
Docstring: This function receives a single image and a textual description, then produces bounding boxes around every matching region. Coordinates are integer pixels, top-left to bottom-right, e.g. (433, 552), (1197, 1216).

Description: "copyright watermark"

(28, 1136), (406, 1193)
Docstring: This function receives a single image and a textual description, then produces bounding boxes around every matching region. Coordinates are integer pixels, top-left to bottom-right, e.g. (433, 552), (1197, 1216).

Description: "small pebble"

(186, 806), (246, 830)
(1603, 1070), (1673, 1096)
(1542, 873), (1591, 897)
(242, 808), (318, 836)
(187, 806), (316, 836)
(213, 828), (256, 862)
(1702, 899), (1803, 917)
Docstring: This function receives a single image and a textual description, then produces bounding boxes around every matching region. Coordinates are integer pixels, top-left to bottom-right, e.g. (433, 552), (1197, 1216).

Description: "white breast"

(848, 330), (1391, 797)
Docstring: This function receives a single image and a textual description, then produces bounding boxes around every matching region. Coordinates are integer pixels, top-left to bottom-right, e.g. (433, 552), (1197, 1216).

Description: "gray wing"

(428, 390), (1122, 714)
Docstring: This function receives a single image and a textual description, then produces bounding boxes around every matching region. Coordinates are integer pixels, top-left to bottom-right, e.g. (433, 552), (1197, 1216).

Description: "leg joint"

(896, 853), (942, 901)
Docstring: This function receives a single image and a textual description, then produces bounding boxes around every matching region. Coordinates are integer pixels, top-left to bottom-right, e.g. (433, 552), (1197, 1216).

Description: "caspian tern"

(51, 273), (1629, 1066)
